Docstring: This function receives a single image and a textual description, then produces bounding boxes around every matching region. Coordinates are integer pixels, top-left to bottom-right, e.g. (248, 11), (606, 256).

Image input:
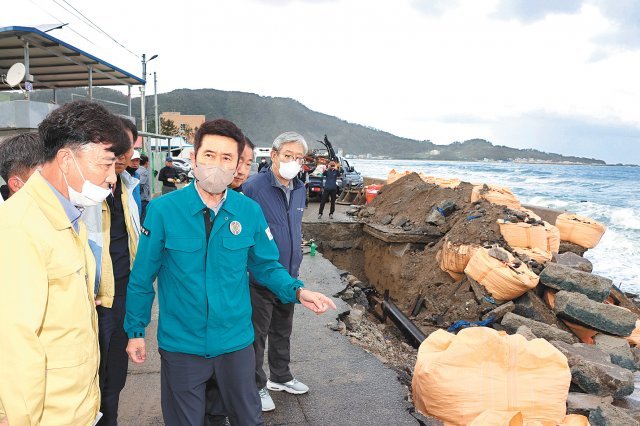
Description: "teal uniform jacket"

(124, 182), (303, 358)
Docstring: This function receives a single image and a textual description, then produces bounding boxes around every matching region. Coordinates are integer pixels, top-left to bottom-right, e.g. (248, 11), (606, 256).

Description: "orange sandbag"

(625, 320), (640, 347)
(387, 169), (411, 184)
(513, 247), (553, 264)
(544, 290), (598, 344)
(437, 239), (480, 276)
(418, 173), (461, 189)
(561, 414), (590, 426)
(464, 247), (539, 301)
(498, 221), (549, 251)
(470, 410), (523, 425)
(412, 327), (571, 425)
(544, 222), (561, 253)
(555, 213), (606, 249)
(471, 184), (521, 209)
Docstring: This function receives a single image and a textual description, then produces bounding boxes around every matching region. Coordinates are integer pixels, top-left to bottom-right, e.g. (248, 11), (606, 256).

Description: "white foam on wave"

(587, 229), (640, 292)
(610, 208), (640, 230)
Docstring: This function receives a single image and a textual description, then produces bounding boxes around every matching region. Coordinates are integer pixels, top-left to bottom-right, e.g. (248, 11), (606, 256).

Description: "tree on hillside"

(179, 125), (195, 143)
(161, 118), (179, 136)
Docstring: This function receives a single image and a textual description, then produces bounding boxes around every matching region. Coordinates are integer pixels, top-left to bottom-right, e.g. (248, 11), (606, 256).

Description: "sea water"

(351, 159), (640, 293)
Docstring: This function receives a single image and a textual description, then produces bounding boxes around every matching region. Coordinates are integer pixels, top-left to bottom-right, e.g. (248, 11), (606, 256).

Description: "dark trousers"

(318, 188), (337, 215)
(250, 284), (295, 389)
(160, 345), (263, 426)
(97, 294), (129, 425)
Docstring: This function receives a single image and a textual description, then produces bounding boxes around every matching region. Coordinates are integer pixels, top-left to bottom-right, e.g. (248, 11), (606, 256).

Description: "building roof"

(0, 25), (145, 91)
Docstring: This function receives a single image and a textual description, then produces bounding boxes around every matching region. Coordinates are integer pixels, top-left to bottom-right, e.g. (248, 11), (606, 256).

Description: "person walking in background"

(138, 154), (151, 223)
(124, 119), (335, 425)
(158, 156), (178, 194)
(230, 137), (255, 192)
(258, 157), (269, 172)
(242, 131), (310, 412)
(121, 118), (141, 216)
(0, 100), (129, 425)
(0, 132), (44, 204)
(318, 160), (341, 219)
(83, 120), (141, 426)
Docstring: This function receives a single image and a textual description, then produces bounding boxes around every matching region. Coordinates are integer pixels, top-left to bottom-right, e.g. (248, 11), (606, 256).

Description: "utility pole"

(154, 71), (159, 134)
(140, 53), (157, 155)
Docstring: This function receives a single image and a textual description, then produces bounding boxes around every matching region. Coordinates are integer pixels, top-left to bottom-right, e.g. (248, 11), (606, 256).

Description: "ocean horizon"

(351, 159), (640, 294)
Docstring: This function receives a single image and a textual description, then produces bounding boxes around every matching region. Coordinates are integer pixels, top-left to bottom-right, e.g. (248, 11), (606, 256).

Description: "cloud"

(410, 0), (459, 16)
(492, 0), (584, 23)
(490, 111), (640, 164)
(591, 0), (640, 48)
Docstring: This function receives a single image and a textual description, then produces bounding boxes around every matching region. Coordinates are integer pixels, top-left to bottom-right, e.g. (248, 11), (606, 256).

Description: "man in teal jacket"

(124, 119), (335, 426)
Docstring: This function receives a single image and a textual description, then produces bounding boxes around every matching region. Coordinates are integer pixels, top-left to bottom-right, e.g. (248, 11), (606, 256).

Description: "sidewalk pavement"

(118, 251), (417, 425)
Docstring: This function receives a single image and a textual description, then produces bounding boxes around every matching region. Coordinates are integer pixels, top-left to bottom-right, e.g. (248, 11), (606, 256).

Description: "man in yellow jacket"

(0, 100), (130, 425)
(83, 117), (140, 425)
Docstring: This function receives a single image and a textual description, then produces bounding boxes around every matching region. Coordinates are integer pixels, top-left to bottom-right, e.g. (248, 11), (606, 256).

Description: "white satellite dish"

(4, 63), (26, 87)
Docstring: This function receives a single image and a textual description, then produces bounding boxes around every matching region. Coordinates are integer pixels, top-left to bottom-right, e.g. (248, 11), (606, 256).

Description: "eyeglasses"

(279, 153), (305, 164)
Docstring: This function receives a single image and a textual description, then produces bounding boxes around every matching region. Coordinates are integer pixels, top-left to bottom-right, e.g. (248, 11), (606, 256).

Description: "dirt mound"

(360, 173), (507, 246)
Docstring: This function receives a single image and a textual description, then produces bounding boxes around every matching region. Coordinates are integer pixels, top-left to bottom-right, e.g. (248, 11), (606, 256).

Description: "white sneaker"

(267, 378), (309, 395)
(259, 387), (275, 411)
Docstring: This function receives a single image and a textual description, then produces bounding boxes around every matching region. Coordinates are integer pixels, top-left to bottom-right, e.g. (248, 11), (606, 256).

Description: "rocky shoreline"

(304, 172), (640, 425)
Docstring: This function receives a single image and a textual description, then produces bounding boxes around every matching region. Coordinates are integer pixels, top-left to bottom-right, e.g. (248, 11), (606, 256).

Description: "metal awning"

(0, 25), (145, 91)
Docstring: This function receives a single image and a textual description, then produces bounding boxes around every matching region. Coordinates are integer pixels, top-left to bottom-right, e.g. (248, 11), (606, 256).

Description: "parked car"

(171, 157), (192, 182)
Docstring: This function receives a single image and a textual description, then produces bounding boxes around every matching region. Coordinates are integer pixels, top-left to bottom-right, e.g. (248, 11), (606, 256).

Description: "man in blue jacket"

(242, 131), (309, 412)
(124, 120), (335, 426)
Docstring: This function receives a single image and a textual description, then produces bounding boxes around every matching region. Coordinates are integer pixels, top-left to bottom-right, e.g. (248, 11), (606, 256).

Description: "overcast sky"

(4, 0), (640, 164)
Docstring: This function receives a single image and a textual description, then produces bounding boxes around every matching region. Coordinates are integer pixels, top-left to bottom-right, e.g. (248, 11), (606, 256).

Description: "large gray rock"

(553, 291), (637, 336)
(481, 301), (515, 321)
(502, 312), (578, 344)
(553, 252), (593, 273)
(559, 241), (588, 257)
(515, 325), (537, 341)
(566, 393), (613, 416)
(594, 334), (636, 371)
(552, 341), (635, 397)
(632, 347), (640, 371)
(540, 263), (612, 302)
(513, 290), (570, 331)
(589, 403), (640, 425)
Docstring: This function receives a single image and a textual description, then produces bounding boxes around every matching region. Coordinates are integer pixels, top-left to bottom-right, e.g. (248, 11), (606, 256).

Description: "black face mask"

(126, 166), (138, 175)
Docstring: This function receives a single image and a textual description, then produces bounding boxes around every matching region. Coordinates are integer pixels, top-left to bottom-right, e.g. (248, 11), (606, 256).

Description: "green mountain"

(16, 87), (605, 164)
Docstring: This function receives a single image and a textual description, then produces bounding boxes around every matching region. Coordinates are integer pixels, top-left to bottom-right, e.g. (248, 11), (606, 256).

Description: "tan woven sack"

(412, 327), (571, 425)
(555, 213), (606, 249)
(498, 221), (549, 251)
(471, 185), (521, 209)
(437, 239), (480, 277)
(464, 247), (539, 300)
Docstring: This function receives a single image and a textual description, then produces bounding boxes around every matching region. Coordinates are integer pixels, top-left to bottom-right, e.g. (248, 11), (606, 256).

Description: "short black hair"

(0, 133), (45, 182)
(194, 119), (245, 160)
(140, 154), (149, 166)
(244, 136), (256, 150)
(119, 117), (139, 141)
(38, 100), (131, 162)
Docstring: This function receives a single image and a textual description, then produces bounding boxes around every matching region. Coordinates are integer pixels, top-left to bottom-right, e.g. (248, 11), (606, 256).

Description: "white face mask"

(278, 159), (301, 180)
(193, 162), (235, 194)
(64, 151), (112, 207)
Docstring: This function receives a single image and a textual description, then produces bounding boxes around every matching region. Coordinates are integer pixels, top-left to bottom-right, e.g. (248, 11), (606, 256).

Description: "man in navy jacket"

(242, 131), (309, 412)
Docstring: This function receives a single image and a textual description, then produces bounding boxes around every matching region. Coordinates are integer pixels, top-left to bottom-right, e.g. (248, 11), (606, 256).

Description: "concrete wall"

(0, 100), (58, 134)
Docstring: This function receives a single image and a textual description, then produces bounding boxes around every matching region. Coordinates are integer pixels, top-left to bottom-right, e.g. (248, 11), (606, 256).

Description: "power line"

(59, 0), (139, 58)
(28, 0), (96, 46)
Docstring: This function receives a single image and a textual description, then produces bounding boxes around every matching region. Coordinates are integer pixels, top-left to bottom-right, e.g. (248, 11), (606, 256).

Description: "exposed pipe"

(381, 290), (426, 348)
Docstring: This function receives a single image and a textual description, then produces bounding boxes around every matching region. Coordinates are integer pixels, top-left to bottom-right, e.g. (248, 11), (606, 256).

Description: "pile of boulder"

(362, 172), (640, 424)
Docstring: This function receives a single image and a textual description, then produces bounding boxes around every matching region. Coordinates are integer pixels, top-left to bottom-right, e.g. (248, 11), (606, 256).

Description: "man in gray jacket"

(138, 154), (151, 223)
